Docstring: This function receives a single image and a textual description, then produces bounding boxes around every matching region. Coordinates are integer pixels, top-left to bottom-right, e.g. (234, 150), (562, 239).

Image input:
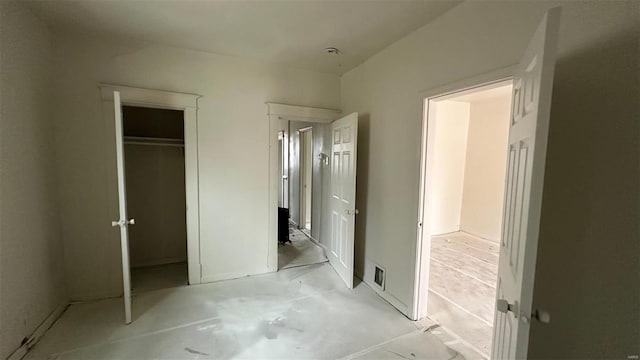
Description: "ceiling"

(26, 0), (461, 75)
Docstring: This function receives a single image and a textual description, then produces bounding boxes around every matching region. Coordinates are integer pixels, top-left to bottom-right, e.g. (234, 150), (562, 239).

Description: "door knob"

(496, 299), (518, 315)
(111, 219), (135, 227)
(533, 309), (550, 324)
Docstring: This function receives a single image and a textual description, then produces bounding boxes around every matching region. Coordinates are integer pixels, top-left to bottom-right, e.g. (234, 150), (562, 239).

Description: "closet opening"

(122, 105), (188, 293)
(417, 80), (513, 357)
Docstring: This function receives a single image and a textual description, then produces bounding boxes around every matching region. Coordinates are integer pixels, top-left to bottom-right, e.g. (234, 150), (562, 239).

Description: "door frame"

(266, 103), (341, 272)
(100, 84), (202, 285)
(298, 127), (313, 235)
(411, 67), (515, 321)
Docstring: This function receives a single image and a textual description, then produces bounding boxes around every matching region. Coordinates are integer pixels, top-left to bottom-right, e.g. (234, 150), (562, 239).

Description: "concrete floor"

(278, 226), (327, 270)
(131, 262), (188, 294)
(26, 263), (482, 360)
(427, 232), (499, 358)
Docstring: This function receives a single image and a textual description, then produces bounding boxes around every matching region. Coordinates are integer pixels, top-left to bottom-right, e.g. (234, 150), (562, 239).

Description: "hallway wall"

(0, 2), (67, 358)
(289, 121), (331, 242)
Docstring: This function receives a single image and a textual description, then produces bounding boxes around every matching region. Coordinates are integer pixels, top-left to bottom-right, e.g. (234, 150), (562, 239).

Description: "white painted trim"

(100, 84), (199, 109)
(7, 302), (68, 360)
(267, 103), (341, 273)
(100, 84), (202, 286)
(266, 102), (341, 123)
(130, 257), (188, 269)
(411, 69), (515, 321)
(201, 268), (269, 283)
(418, 65), (515, 101)
(299, 128), (313, 234)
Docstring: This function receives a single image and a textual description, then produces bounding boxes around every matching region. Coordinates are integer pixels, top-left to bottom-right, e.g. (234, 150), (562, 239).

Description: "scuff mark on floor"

(423, 324), (441, 333)
(384, 349), (414, 360)
(184, 347), (210, 356)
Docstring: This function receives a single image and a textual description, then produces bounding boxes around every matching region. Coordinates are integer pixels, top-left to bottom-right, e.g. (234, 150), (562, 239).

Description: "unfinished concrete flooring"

(26, 263), (482, 359)
(278, 226), (327, 270)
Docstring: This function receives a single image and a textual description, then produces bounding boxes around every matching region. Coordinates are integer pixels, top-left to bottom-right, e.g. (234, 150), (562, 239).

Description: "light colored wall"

(0, 2), (67, 358)
(459, 95), (511, 242)
(51, 32), (340, 299)
(124, 144), (187, 268)
(341, 1), (639, 357)
(429, 100), (469, 235)
(288, 121), (330, 242)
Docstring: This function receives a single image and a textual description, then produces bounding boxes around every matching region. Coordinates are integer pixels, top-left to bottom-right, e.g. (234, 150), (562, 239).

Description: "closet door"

(110, 91), (135, 324)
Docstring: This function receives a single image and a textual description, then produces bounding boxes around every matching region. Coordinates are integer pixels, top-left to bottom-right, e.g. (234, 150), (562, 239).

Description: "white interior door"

(110, 91), (134, 324)
(491, 8), (560, 359)
(328, 113), (358, 288)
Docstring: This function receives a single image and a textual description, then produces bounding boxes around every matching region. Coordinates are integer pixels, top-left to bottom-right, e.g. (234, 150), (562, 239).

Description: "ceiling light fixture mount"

(324, 47), (340, 55)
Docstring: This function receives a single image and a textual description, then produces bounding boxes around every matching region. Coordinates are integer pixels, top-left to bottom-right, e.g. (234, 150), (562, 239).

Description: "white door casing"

(328, 113), (358, 289)
(110, 91), (133, 324)
(491, 8), (561, 359)
(100, 84), (201, 287)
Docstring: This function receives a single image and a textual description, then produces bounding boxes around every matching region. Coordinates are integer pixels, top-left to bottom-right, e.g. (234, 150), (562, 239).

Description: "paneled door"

(110, 91), (135, 324)
(328, 113), (358, 288)
(491, 8), (561, 359)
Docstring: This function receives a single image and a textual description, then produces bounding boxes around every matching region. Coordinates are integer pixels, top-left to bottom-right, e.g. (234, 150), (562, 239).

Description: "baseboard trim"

(7, 301), (68, 360)
(131, 257), (187, 269)
(201, 267), (269, 284)
(362, 278), (409, 317)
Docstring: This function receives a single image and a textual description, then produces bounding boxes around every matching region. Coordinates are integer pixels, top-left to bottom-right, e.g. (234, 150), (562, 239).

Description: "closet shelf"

(123, 136), (184, 147)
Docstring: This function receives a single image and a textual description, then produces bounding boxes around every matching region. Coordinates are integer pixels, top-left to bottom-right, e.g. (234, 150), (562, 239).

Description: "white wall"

(429, 100), (469, 235)
(459, 95), (511, 242)
(51, 32), (340, 299)
(125, 144), (187, 268)
(0, 2), (67, 358)
(288, 121), (331, 242)
(341, 1), (639, 356)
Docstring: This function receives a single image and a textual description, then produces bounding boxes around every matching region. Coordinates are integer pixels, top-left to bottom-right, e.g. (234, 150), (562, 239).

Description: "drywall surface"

(459, 96), (511, 242)
(428, 100), (469, 235)
(51, 32), (340, 299)
(0, 2), (67, 358)
(124, 144), (187, 267)
(288, 121), (331, 243)
(341, 1), (639, 357)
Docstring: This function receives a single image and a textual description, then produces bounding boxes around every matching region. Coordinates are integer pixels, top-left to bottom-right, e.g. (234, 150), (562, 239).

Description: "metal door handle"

(111, 219), (136, 227)
(496, 299), (518, 315)
(344, 209), (360, 215)
(533, 309), (550, 324)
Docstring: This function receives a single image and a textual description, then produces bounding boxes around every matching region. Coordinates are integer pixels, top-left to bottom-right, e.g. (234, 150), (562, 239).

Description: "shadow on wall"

(354, 113), (371, 279)
(528, 26), (639, 359)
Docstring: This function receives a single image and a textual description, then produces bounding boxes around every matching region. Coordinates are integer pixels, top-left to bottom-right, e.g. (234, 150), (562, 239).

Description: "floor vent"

(374, 265), (386, 290)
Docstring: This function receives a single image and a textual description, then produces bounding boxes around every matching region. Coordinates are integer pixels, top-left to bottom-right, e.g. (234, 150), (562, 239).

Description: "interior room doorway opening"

(122, 106), (189, 294)
(268, 103), (360, 288)
(277, 122), (326, 270)
(417, 79), (513, 357)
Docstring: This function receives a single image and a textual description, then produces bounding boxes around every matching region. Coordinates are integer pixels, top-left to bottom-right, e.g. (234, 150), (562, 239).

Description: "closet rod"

(123, 136), (184, 148)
